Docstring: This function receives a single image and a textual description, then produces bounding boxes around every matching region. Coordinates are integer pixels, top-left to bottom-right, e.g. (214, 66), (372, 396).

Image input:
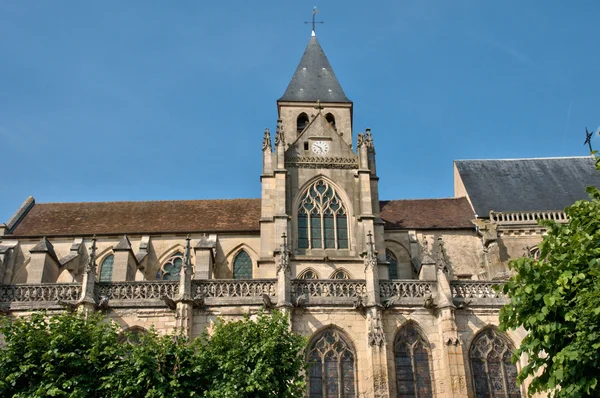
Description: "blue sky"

(1, 1), (599, 223)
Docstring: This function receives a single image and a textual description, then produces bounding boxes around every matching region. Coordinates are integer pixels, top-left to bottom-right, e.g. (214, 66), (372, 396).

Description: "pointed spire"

(279, 35), (350, 103)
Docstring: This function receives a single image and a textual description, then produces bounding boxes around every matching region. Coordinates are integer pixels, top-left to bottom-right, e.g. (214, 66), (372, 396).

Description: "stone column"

(434, 238), (468, 397)
(175, 236), (193, 337)
(363, 231), (390, 397)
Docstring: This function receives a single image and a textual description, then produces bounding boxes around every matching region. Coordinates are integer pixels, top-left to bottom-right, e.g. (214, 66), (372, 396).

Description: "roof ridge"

(455, 155), (594, 162)
(381, 197), (464, 202)
(36, 198), (261, 206)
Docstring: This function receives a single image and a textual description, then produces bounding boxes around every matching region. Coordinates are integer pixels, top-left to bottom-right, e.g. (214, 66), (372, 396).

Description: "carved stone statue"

(262, 128), (271, 151)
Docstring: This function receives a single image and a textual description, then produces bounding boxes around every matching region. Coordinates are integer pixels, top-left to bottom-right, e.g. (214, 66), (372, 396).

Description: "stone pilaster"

(434, 237), (469, 397)
(175, 236), (194, 336)
(28, 237), (60, 283)
(274, 233), (292, 308)
(362, 231), (390, 397)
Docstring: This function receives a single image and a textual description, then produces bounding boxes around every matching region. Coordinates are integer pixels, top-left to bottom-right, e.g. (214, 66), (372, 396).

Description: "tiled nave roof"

(5, 197), (474, 237)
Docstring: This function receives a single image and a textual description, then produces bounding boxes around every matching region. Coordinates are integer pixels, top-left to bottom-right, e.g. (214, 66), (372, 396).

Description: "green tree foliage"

(0, 309), (306, 398)
(499, 157), (600, 397)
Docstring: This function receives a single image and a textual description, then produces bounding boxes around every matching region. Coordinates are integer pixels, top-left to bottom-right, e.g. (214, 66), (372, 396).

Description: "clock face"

(311, 141), (330, 155)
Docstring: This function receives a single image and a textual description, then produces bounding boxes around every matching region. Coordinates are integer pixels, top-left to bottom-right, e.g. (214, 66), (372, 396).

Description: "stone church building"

(1, 30), (598, 397)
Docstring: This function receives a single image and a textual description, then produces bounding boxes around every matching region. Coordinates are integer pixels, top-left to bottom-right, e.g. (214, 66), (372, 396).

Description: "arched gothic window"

(299, 269), (319, 279)
(119, 326), (147, 345)
(470, 329), (521, 398)
(99, 254), (114, 282)
(297, 112), (309, 133)
(298, 180), (349, 250)
(394, 324), (434, 397)
(330, 269), (350, 279)
(386, 250), (398, 280)
(233, 250), (253, 279)
(325, 113), (336, 130)
(308, 329), (356, 398)
(157, 252), (183, 281)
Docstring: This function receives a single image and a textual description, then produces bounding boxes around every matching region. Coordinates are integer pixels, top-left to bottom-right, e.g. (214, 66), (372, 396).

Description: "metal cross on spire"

(304, 6), (324, 35)
(584, 127), (595, 153)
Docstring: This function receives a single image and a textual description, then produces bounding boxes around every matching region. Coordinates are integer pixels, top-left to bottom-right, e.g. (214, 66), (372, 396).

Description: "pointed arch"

(118, 326), (148, 345)
(394, 321), (434, 397)
(386, 249), (398, 280)
(233, 250), (252, 279)
(298, 267), (319, 279)
(325, 112), (336, 130)
(99, 254), (114, 282)
(307, 326), (357, 397)
(469, 326), (521, 398)
(329, 268), (352, 279)
(294, 176), (352, 251)
(95, 247), (115, 275)
(157, 251), (183, 281)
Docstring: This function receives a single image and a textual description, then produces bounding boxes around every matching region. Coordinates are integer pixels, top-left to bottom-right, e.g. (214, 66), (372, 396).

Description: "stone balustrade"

(0, 283), (82, 303)
(292, 279), (367, 299)
(450, 280), (507, 305)
(96, 281), (179, 301)
(379, 280), (434, 299)
(490, 210), (567, 225)
(193, 279), (277, 299)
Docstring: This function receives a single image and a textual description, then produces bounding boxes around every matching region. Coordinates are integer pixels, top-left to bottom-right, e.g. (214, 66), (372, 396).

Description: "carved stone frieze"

(285, 156), (358, 169)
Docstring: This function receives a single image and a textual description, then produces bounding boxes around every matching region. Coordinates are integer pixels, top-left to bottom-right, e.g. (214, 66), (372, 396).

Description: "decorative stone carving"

(193, 279), (277, 298)
(365, 128), (375, 151)
(274, 119), (285, 147)
(262, 128), (272, 151)
(367, 309), (385, 347)
(357, 132), (365, 148)
(362, 231), (378, 272)
(285, 156), (358, 169)
(275, 233), (291, 274)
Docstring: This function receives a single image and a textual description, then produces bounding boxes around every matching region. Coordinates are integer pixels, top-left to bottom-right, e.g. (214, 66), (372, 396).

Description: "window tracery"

(386, 250), (398, 280)
(394, 324), (434, 397)
(157, 252), (183, 281)
(298, 179), (349, 250)
(99, 254), (114, 282)
(233, 250), (253, 279)
(470, 328), (521, 398)
(330, 269), (350, 279)
(308, 329), (356, 398)
(299, 269), (319, 279)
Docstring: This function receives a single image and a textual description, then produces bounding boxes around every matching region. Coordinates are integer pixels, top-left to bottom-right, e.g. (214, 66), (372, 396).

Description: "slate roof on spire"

(279, 35), (350, 103)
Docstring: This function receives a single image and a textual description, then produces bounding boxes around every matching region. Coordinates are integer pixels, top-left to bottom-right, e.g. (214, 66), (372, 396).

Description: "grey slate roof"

(279, 35), (350, 103)
(455, 156), (600, 216)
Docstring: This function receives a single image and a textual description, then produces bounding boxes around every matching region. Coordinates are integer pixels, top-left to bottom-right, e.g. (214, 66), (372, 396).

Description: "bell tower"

(260, 27), (385, 281)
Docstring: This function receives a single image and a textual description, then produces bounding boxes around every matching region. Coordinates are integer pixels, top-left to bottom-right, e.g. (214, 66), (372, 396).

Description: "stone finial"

(357, 132), (365, 148)
(274, 119), (285, 147)
(365, 128), (375, 151)
(262, 128), (272, 151)
(276, 232), (291, 274)
(183, 235), (192, 272)
(435, 237), (450, 274)
(362, 231), (378, 271)
(86, 235), (97, 275)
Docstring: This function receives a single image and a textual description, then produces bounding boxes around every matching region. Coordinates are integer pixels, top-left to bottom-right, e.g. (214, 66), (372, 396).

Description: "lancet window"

(308, 329), (356, 398)
(298, 180), (349, 250)
(99, 254), (114, 282)
(394, 324), (434, 397)
(297, 112), (309, 133)
(157, 252), (183, 281)
(387, 250), (398, 280)
(233, 250), (253, 279)
(470, 329), (521, 398)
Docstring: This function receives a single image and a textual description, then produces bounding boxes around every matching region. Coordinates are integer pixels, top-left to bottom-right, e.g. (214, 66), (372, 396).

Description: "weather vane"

(584, 127), (595, 153)
(304, 6), (324, 33)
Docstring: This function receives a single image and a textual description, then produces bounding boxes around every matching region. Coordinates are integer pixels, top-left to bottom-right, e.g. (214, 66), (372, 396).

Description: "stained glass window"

(299, 269), (318, 279)
(330, 269), (350, 279)
(308, 329), (356, 398)
(157, 252), (183, 281)
(387, 250), (398, 280)
(298, 180), (349, 250)
(470, 329), (521, 398)
(394, 324), (434, 398)
(233, 250), (253, 279)
(99, 254), (114, 282)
